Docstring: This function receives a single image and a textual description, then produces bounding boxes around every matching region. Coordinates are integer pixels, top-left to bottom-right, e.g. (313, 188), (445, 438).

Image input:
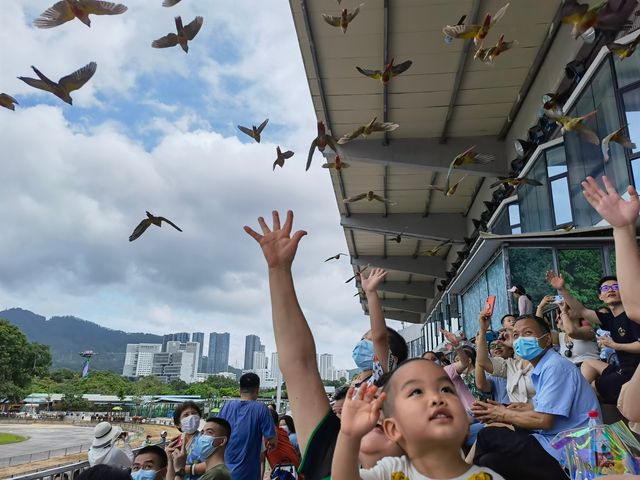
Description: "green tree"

(0, 319), (52, 401)
(558, 249), (604, 310)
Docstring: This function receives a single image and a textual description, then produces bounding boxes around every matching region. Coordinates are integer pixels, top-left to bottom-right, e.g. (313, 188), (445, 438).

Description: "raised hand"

(478, 314), (491, 332)
(441, 328), (460, 346)
(172, 438), (187, 471)
(360, 267), (387, 293)
(546, 270), (565, 290)
(244, 210), (307, 270)
(340, 384), (386, 439)
(582, 176), (640, 228)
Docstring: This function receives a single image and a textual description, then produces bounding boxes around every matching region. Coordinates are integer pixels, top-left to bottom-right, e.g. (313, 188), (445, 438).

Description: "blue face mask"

(131, 470), (158, 480)
(513, 335), (547, 361)
(196, 434), (223, 459)
(352, 339), (374, 370)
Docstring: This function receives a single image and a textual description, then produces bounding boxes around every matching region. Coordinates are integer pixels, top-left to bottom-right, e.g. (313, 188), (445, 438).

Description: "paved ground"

(0, 423), (94, 463)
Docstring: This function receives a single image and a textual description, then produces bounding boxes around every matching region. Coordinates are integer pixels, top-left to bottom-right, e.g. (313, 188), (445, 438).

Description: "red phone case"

(484, 295), (496, 317)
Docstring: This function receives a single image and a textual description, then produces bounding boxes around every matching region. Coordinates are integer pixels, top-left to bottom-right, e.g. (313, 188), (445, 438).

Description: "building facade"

(208, 332), (230, 373)
(318, 353), (335, 381)
(191, 332), (205, 372)
(243, 334), (263, 370)
(122, 343), (162, 377)
(151, 351), (196, 383)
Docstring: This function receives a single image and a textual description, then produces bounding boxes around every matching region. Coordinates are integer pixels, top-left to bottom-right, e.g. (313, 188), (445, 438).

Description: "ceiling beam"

(357, 280), (434, 298)
(440, 0), (481, 142)
(373, 310), (423, 324)
(341, 213), (466, 243)
(352, 255), (446, 278)
(338, 137), (509, 177)
(362, 298), (428, 313)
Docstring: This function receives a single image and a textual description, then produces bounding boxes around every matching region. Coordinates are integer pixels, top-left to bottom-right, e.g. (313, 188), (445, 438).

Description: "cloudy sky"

(0, 0), (395, 370)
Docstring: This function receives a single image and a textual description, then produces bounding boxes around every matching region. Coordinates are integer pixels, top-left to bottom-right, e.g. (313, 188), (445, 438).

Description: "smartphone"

(483, 295), (496, 317)
(554, 295), (564, 304)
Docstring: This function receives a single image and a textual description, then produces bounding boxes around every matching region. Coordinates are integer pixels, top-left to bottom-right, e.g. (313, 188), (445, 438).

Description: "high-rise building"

(208, 332), (230, 373)
(244, 335), (262, 370)
(270, 352), (281, 381)
(191, 332), (205, 372)
(166, 341), (199, 382)
(162, 332), (191, 350)
(151, 351), (196, 383)
(253, 350), (266, 370)
(318, 353), (335, 381)
(122, 343), (162, 377)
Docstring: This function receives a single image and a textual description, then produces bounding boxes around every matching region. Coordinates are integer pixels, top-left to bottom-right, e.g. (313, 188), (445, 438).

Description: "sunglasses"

(599, 284), (619, 293)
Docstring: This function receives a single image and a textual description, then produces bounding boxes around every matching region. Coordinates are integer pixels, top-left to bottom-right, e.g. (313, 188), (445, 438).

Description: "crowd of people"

(76, 174), (639, 479)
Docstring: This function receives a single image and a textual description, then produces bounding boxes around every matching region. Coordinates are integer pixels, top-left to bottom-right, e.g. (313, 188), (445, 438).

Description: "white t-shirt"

(360, 455), (505, 480)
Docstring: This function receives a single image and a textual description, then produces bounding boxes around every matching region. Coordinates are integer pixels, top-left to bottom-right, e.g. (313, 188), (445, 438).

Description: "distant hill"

(1, 308), (163, 373)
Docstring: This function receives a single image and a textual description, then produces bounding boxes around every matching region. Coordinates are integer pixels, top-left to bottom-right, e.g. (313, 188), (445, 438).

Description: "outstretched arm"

(244, 211), (328, 454)
(583, 176), (640, 322)
(546, 271), (599, 325)
(361, 268), (390, 372)
(476, 314), (494, 374)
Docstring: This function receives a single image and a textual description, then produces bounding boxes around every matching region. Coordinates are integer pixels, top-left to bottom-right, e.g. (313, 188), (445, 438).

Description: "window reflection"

(622, 88), (640, 156)
(632, 158), (640, 188)
(551, 178), (573, 226)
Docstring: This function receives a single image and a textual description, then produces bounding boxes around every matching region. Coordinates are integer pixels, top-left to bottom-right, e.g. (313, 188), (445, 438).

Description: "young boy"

(332, 358), (504, 480)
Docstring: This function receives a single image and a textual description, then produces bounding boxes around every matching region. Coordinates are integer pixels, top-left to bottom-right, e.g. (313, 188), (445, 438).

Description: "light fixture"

(565, 59), (588, 82)
(528, 123), (545, 144)
(514, 139), (534, 158)
(581, 27), (596, 44)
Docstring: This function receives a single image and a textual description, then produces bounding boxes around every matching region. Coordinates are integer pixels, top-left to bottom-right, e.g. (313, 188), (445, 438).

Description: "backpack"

(270, 463), (298, 480)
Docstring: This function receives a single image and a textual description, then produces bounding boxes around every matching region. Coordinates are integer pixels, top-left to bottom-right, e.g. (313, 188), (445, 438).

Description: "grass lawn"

(0, 432), (27, 445)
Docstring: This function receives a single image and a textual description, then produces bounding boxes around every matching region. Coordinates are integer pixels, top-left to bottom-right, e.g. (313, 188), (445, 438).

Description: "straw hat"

(92, 421), (123, 448)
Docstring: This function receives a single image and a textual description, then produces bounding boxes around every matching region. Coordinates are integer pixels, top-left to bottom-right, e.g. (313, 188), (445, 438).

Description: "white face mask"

(180, 414), (200, 434)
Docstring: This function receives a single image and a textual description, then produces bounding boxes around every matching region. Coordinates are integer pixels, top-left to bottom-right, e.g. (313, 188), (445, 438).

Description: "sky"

(0, 0), (396, 371)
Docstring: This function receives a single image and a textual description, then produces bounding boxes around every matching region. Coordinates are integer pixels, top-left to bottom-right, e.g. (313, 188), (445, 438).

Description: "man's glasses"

(599, 284), (619, 293)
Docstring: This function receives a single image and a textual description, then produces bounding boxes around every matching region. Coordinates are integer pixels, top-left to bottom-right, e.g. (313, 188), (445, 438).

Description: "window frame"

(544, 146), (574, 229)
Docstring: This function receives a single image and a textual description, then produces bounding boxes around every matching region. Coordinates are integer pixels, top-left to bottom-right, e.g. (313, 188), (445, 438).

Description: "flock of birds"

(0, 0), (639, 247)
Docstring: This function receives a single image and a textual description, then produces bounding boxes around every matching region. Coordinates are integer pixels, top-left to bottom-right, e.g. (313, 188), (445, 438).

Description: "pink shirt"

(444, 364), (476, 411)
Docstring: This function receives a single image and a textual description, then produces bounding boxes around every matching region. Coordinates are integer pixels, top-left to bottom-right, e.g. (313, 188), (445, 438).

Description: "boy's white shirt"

(359, 455), (505, 480)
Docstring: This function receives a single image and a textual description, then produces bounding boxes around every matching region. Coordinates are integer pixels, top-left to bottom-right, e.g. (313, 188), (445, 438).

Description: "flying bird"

(129, 211), (182, 242)
(0, 93), (18, 111)
(307, 121), (337, 170)
(322, 3), (363, 33)
(345, 264), (369, 283)
(152, 16), (203, 53)
(356, 58), (412, 85)
(237, 118), (269, 143)
(33, 0), (127, 28)
(442, 3), (509, 45)
(337, 117), (399, 144)
(322, 155), (350, 171)
(544, 110), (599, 145)
(324, 253), (348, 262)
(608, 35), (640, 60)
(273, 146), (294, 170)
(489, 176), (543, 189)
(474, 34), (517, 63)
(343, 191), (397, 205)
(444, 15), (467, 43)
(444, 146), (495, 193)
(162, 0), (182, 6)
(426, 175), (467, 197)
(421, 240), (453, 257)
(561, 0), (632, 39)
(601, 125), (636, 162)
(18, 62), (97, 105)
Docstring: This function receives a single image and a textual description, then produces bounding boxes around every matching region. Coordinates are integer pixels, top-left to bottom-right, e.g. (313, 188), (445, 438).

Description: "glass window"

(558, 248), (604, 310)
(609, 249), (616, 275)
(519, 155), (552, 232)
(550, 178), (573, 225)
(632, 158), (640, 188)
(547, 147), (568, 177)
(486, 254), (508, 330)
(509, 248), (554, 306)
(621, 87), (640, 158)
(509, 203), (521, 230)
(614, 47), (640, 88)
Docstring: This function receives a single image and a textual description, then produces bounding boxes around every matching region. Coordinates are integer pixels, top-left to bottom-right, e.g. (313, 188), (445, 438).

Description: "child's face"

(383, 360), (468, 450)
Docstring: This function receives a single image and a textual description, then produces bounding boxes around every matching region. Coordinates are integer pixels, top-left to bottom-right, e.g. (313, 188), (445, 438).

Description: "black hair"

(514, 314), (551, 334)
(598, 275), (618, 292)
(76, 465), (131, 480)
(205, 416), (232, 438)
(387, 327), (409, 363)
(500, 314), (516, 325)
(421, 350), (437, 359)
(279, 414), (296, 434)
(333, 386), (349, 402)
(379, 358), (443, 416)
(267, 403), (277, 411)
(268, 407), (279, 426)
(435, 351), (451, 366)
(461, 345), (476, 366)
(135, 445), (168, 469)
(172, 401), (203, 427)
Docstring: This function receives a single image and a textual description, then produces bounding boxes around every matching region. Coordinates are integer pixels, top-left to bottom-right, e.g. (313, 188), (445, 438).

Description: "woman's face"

(180, 407), (199, 421)
(279, 419), (287, 429)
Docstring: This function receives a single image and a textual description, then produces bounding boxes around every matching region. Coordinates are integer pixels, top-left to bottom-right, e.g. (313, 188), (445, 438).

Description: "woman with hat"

(87, 421), (133, 468)
(509, 284), (534, 315)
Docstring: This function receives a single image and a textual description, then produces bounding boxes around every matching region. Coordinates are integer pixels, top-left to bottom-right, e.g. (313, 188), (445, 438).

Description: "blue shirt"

(488, 374), (510, 404)
(530, 349), (600, 460)
(219, 400), (276, 480)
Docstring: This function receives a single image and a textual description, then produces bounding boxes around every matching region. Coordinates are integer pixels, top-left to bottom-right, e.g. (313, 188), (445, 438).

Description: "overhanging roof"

(290, 0), (565, 324)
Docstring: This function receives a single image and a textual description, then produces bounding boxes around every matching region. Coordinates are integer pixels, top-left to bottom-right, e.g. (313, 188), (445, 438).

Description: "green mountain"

(0, 308), (163, 373)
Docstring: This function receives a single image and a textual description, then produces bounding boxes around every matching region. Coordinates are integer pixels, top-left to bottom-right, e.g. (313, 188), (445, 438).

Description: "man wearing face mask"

(172, 417), (231, 480)
(470, 315), (600, 480)
(132, 445), (168, 480)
